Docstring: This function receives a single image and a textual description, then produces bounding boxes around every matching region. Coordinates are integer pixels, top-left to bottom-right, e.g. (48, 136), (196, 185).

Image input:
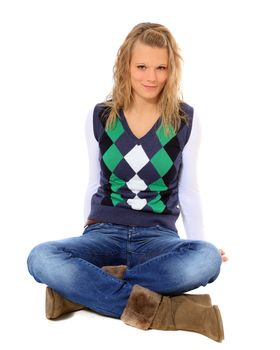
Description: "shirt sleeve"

(178, 111), (205, 240)
(84, 107), (101, 223)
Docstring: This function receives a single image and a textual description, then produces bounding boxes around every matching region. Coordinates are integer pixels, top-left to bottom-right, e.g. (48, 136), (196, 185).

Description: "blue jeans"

(27, 223), (221, 318)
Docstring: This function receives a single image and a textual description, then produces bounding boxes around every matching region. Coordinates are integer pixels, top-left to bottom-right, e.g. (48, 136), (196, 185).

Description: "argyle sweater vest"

(87, 102), (194, 232)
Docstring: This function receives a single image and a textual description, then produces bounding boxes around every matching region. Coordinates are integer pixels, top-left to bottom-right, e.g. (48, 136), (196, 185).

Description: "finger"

(222, 255), (229, 262)
(219, 249), (225, 255)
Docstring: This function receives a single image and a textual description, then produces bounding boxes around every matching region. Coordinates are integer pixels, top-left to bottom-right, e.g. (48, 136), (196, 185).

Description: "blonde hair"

(103, 22), (189, 135)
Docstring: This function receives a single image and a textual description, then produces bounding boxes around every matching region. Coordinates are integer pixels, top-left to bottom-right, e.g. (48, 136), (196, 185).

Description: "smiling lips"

(143, 84), (157, 88)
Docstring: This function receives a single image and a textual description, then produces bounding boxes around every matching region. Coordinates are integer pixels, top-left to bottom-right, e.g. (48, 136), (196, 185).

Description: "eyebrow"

(135, 62), (168, 66)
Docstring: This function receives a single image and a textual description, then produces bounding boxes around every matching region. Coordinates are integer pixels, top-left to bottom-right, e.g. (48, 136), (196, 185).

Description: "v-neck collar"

(118, 109), (161, 143)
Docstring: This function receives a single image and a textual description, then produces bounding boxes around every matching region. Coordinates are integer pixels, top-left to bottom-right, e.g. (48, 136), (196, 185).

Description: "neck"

(128, 96), (160, 116)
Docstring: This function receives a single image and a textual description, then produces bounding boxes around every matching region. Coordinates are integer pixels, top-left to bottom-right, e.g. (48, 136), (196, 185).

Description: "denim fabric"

(27, 223), (221, 318)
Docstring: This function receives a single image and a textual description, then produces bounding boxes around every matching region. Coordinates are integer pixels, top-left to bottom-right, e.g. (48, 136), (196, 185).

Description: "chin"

(143, 95), (160, 102)
(141, 91), (160, 99)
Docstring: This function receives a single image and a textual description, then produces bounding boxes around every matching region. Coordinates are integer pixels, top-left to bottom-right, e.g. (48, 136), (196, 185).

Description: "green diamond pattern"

(105, 118), (125, 142)
(110, 173), (126, 192)
(149, 177), (168, 192)
(111, 191), (126, 206)
(150, 148), (173, 177)
(156, 124), (176, 146)
(103, 144), (123, 172)
(147, 194), (165, 213)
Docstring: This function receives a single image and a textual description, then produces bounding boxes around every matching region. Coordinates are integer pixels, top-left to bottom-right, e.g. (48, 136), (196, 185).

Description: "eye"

(158, 66), (167, 70)
(137, 65), (146, 70)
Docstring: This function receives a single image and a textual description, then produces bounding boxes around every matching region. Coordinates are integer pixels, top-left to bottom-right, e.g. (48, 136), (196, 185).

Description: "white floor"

(2, 1), (280, 348)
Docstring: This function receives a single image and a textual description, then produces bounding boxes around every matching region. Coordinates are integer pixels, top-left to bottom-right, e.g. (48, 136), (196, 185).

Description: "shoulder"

(176, 102), (196, 147)
(86, 102), (111, 141)
(176, 102), (194, 135)
(91, 102), (112, 128)
(179, 102), (194, 121)
(93, 102), (111, 118)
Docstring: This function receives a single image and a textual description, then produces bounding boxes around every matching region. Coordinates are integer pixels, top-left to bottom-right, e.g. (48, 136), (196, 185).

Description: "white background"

(1, 0), (279, 349)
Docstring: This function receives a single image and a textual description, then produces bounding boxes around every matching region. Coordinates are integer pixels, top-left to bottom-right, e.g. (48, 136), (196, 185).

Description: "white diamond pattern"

(124, 145), (150, 210)
(127, 174), (147, 193)
(124, 144), (149, 173)
(127, 196), (147, 210)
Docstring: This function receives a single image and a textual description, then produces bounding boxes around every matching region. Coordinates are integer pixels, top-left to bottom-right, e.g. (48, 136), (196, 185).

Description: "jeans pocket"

(83, 222), (105, 234)
(156, 224), (178, 236)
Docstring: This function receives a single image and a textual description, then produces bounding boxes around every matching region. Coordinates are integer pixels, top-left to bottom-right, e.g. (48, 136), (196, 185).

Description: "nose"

(146, 68), (157, 83)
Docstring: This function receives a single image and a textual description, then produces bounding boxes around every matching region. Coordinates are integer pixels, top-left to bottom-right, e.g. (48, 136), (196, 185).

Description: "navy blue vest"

(88, 102), (193, 232)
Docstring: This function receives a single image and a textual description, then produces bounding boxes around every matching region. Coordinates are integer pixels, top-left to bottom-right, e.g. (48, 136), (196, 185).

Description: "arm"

(178, 111), (205, 240)
(178, 113), (228, 261)
(84, 107), (101, 223)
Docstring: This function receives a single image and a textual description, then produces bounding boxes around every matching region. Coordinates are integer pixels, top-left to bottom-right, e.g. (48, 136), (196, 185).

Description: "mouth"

(143, 84), (157, 89)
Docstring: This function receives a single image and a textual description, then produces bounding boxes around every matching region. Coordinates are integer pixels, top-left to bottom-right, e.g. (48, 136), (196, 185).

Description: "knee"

(165, 240), (222, 293)
(27, 241), (57, 280)
(199, 241), (222, 281)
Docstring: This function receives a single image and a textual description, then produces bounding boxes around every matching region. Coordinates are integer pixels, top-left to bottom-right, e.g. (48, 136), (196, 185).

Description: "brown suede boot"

(101, 265), (127, 279)
(173, 293), (212, 307)
(121, 285), (224, 342)
(45, 287), (85, 320)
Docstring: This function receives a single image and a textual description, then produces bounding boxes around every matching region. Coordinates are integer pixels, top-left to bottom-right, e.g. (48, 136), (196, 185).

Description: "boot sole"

(213, 305), (224, 342)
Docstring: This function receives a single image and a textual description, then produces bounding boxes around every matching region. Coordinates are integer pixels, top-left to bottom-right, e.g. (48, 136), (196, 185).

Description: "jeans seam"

(76, 257), (125, 285)
(128, 246), (192, 277)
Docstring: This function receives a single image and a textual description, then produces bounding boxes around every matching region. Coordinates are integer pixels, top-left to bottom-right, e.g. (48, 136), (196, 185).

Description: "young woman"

(27, 22), (227, 342)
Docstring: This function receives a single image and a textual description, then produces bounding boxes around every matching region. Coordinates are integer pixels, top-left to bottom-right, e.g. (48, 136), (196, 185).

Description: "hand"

(219, 248), (228, 263)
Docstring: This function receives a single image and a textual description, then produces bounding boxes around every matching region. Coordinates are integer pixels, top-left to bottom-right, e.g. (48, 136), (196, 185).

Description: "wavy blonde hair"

(103, 22), (188, 135)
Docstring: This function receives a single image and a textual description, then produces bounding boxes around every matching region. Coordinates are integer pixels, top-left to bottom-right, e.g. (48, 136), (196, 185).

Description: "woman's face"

(129, 41), (168, 104)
